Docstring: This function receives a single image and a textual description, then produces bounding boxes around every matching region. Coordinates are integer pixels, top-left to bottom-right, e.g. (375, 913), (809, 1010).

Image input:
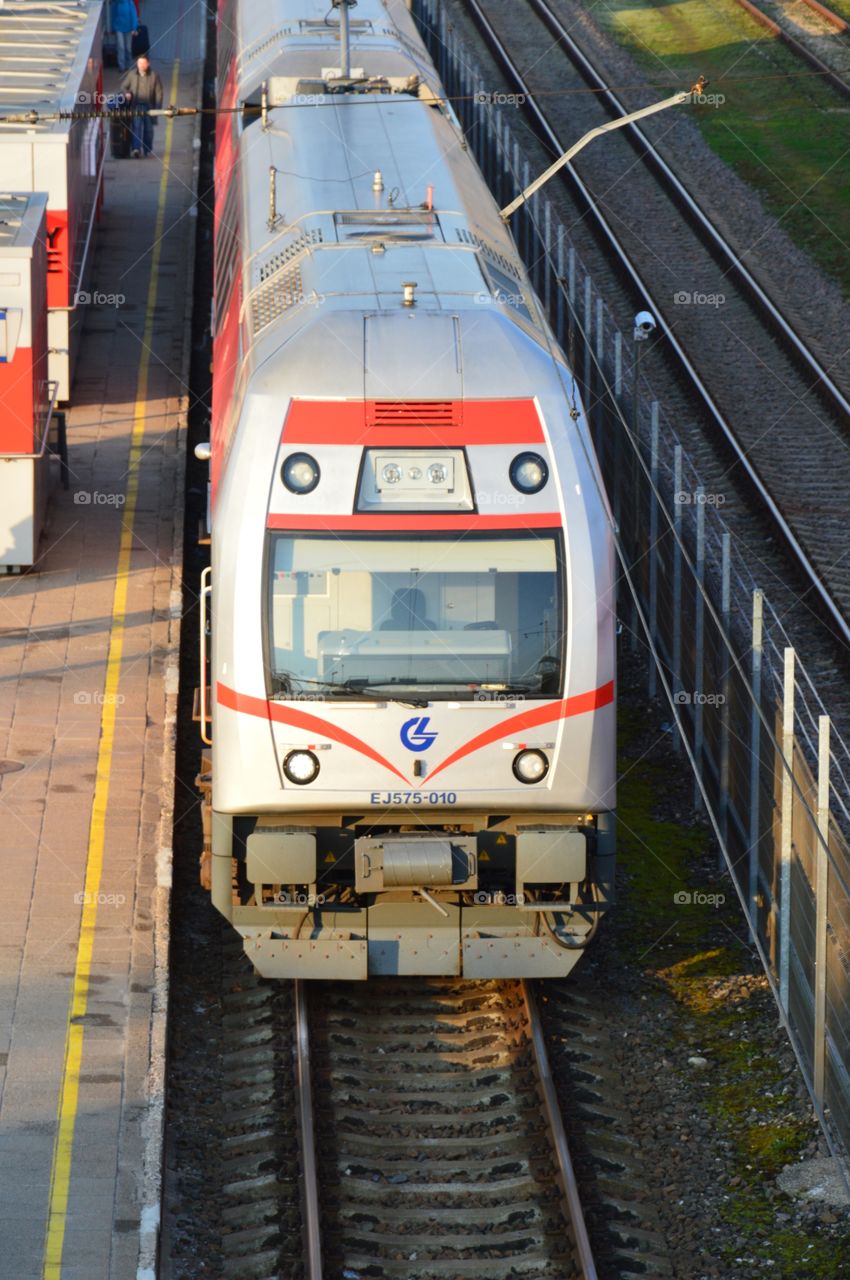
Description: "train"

(198, 0), (616, 979)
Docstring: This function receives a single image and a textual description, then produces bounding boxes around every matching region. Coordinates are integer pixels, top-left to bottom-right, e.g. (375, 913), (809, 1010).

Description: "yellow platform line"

(43, 60), (181, 1279)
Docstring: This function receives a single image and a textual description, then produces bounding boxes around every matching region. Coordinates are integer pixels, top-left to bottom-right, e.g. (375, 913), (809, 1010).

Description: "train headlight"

(510, 452), (548, 495)
(282, 453), (320, 494)
(382, 463), (402, 485)
(283, 750), (320, 785)
(428, 462), (448, 485)
(513, 749), (549, 784)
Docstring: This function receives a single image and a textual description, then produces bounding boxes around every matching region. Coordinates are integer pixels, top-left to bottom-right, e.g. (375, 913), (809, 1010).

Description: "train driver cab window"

(266, 533), (564, 699)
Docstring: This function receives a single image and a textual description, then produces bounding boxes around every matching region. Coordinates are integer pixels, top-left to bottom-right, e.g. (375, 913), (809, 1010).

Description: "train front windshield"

(266, 533), (564, 699)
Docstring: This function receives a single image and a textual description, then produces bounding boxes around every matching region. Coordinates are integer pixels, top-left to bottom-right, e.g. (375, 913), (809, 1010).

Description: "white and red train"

(201, 0), (616, 978)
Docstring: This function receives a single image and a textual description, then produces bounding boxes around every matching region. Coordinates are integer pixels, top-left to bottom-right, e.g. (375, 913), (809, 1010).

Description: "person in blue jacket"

(111, 0), (139, 73)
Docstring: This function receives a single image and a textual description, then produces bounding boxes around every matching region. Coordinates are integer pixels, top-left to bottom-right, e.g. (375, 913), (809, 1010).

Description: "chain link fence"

(416, 0), (850, 1170)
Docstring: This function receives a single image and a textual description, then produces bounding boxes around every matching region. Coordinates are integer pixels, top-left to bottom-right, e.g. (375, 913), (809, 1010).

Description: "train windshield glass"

(267, 533), (564, 699)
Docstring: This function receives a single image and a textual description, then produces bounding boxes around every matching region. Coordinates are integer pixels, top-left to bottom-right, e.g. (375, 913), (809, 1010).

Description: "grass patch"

(616, 700), (850, 1276)
(593, 0), (850, 294)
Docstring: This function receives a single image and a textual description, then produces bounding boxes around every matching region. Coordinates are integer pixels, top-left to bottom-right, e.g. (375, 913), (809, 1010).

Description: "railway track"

(733, 0), (850, 98)
(301, 978), (597, 1279)
(451, 0), (850, 658)
(214, 971), (600, 1278)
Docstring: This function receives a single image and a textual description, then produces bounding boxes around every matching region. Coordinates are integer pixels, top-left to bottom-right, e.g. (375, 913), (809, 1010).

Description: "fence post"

(814, 714), (830, 1104)
(484, 93), (494, 182)
(672, 444), (683, 751)
(522, 161), (532, 262)
(648, 406), (659, 698)
(544, 201), (552, 315)
(556, 228), (565, 345)
(719, 530), (731, 860)
(439, 6), (447, 81)
(779, 646), (795, 1014)
(447, 24), (456, 97)
(595, 296), (605, 447)
(748, 589), (764, 925)
(583, 275), (592, 422)
(567, 247), (576, 370)
(693, 488), (706, 805)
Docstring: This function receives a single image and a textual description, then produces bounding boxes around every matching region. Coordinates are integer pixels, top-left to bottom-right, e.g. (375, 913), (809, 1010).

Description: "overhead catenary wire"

(3, 59), (850, 124)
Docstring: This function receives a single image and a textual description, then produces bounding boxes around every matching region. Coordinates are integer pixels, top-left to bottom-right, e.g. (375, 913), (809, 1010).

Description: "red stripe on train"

(422, 681), (615, 783)
(266, 513), (561, 531)
(217, 679), (614, 785)
(281, 398), (546, 445)
(217, 682), (409, 783)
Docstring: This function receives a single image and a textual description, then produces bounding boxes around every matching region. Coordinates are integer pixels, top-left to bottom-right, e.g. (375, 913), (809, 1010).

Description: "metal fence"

(416, 0), (850, 1169)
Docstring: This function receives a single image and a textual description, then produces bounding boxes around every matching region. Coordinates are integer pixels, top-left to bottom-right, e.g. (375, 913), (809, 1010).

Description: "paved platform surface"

(0, 2), (203, 1276)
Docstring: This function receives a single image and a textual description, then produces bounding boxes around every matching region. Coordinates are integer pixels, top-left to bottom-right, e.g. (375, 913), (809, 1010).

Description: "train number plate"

(369, 791), (458, 805)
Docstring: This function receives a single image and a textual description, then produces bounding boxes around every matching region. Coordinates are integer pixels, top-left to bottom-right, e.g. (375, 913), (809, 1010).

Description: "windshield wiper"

(270, 675), (428, 708)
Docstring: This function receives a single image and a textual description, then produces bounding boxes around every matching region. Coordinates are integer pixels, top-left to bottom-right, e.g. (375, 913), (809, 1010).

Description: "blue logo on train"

(400, 716), (438, 752)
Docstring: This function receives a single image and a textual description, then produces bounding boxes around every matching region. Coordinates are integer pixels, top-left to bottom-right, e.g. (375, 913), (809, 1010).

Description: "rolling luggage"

(102, 31), (119, 68)
(131, 24), (150, 57)
(107, 94), (131, 159)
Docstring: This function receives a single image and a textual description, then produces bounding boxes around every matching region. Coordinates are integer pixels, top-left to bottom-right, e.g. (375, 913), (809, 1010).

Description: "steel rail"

(294, 980), (323, 1280)
(522, 981), (598, 1280)
(461, 0), (850, 653)
(519, 0), (850, 424)
(798, 0), (849, 32)
(732, 0), (850, 101)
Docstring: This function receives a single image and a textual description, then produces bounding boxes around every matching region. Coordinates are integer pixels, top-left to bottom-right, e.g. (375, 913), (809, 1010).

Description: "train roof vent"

(251, 264), (303, 336)
(258, 228), (324, 283)
(366, 401), (460, 428)
(335, 211), (443, 242)
(456, 228), (518, 279)
(241, 28), (287, 65)
(298, 19), (377, 33)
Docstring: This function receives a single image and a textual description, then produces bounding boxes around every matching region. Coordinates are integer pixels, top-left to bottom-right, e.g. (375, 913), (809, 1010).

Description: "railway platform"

(0, 2), (203, 1276)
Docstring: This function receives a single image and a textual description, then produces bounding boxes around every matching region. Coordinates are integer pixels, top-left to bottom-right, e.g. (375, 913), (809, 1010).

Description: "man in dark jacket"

(119, 54), (163, 158)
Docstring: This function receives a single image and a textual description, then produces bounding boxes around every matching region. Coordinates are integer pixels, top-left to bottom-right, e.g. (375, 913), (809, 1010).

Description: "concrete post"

(814, 714), (830, 1103)
(648, 407), (659, 698)
(694, 488), (706, 804)
(779, 646), (795, 1014)
(748, 589), (764, 925)
(672, 444), (683, 751)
